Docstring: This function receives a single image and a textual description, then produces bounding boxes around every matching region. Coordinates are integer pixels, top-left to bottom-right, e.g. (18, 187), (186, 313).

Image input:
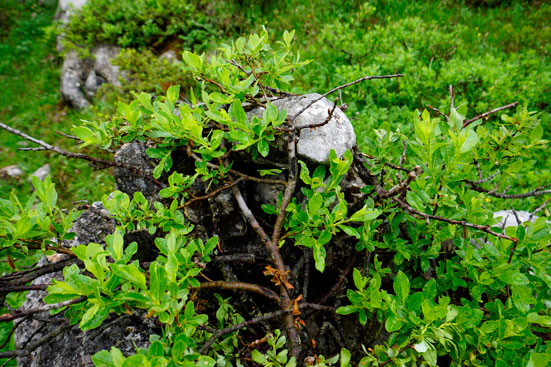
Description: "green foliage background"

(1, 0), (550, 366)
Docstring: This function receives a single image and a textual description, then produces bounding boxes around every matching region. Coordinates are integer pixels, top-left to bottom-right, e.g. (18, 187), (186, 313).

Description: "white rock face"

(494, 210), (538, 227)
(249, 94), (356, 164)
(60, 45), (121, 109)
(29, 164), (50, 183)
(0, 165), (24, 179)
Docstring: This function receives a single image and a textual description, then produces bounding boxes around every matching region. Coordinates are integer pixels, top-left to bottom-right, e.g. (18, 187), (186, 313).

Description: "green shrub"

(61, 0), (217, 54)
(2, 29), (551, 367)
(94, 48), (195, 110)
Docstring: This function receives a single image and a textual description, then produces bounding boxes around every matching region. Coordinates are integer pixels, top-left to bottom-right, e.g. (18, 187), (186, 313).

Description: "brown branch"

(294, 98), (339, 131)
(392, 197), (519, 244)
(177, 178), (244, 209)
(319, 251), (357, 305)
(0, 257), (78, 286)
(245, 56), (269, 101)
(199, 309), (290, 354)
(198, 303), (334, 354)
(462, 102), (519, 129)
(0, 284), (48, 294)
(291, 74), (404, 122)
(426, 105), (448, 122)
(465, 181), (551, 199)
(189, 151), (286, 185)
(0, 121), (164, 188)
(198, 75), (227, 94)
(0, 320), (74, 359)
(194, 281), (280, 303)
(55, 130), (82, 142)
(0, 296), (86, 322)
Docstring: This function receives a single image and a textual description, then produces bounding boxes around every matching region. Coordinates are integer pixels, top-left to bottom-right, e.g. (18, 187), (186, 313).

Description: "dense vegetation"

(1, 1), (550, 366)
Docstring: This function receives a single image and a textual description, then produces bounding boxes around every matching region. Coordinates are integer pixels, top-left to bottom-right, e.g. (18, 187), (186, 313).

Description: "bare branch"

(462, 102), (519, 129)
(194, 281), (280, 303)
(465, 181), (551, 199)
(295, 98), (339, 132)
(392, 197), (519, 244)
(291, 74), (403, 122)
(426, 105), (448, 122)
(0, 297), (86, 322)
(0, 121), (164, 188)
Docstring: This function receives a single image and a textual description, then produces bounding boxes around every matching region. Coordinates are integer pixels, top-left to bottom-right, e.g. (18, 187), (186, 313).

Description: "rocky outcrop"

(14, 202), (159, 367)
(55, 0), (122, 109)
(60, 45), (121, 110)
(248, 94), (356, 164)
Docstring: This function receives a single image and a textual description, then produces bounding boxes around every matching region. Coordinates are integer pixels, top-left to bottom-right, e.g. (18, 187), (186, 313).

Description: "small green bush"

(61, 0), (217, 53)
(95, 48), (195, 109)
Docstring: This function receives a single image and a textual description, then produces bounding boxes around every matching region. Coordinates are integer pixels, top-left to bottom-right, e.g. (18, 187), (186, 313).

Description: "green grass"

(0, 0), (113, 208)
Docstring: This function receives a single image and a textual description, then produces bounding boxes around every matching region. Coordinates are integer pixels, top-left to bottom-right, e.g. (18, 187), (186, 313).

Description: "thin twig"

(294, 98), (339, 131)
(0, 297), (86, 322)
(291, 74), (404, 122)
(392, 197), (519, 244)
(465, 181), (551, 199)
(55, 130), (82, 142)
(0, 284), (48, 294)
(0, 321), (74, 359)
(199, 309), (290, 354)
(530, 198), (551, 220)
(177, 178), (244, 209)
(194, 281), (280, 303)
(189, 151), (286, 185)
(198, 303), (334, 354)
(0, 121), (164, 187)
(426, 105), (449, 122)
(462, 102), (519, 129)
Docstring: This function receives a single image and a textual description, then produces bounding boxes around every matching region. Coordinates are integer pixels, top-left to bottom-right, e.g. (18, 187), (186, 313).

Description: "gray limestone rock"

(114, 141), (159, 200)
(14, 202), (157, 367)
(60, 51), (89, 109)
(61, 45), (121, 109)
(494, 210), (538, 227)
(91, 45), (121, 87)
(0, 164), (23, 179)
(28, 164), (50, 183)
(248, 94), (356, 164)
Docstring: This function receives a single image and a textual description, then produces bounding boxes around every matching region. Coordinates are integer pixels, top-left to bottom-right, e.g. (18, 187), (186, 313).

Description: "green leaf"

(111, 263), (147, 290)
(353, 268), (367, 291)
(531, 124), (543, 143)
(209, 92), (234, 104)
(449, 106), (465, 131)
(122, 354), (150, 367)
(393, 271), (410, 303)
(265, 102), (278, 122)
(166, 85), (179, 104)
(336, 305), (357, 315)
(385, 314), (403, 332)
(137, 93), (153, 112)
(459, 129), (478, 154)
(340, 348), (351, 367)
(229, 99), (247, 125)
(80, 303), (109, 331)
(313, 243), (327, 272)
(349, 207), (380, 222)
(413, 340), (428, 353)
(257, 139), (269, 157)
